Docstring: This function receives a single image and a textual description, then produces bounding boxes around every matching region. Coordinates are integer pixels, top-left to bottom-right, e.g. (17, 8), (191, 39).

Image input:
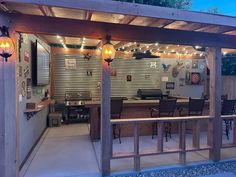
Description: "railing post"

(179, 121), (186, 163)
(233, 120), (236, 145)
(192, 120), (200, 149)
(207, 47), (222, 161)
(157, 122), (163, 152)
(134, 123), (140, 171)
(101, 38), (111, 176)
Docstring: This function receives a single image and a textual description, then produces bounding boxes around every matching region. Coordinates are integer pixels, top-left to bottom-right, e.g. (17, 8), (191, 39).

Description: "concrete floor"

(20, 124), (100, 177)
(20, 123), (236, 177)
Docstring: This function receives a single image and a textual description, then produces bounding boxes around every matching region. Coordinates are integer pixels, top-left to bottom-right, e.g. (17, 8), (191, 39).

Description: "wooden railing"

(110, 116), (214, 171)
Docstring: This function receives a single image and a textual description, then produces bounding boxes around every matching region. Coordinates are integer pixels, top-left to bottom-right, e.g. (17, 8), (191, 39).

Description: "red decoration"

(191, 72), (200, 85)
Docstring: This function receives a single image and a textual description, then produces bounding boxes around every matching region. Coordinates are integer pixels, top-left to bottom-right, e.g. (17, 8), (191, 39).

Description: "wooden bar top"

(85, 98), (191, 107)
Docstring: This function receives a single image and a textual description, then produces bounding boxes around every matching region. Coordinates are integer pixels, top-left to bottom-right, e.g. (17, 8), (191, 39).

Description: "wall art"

(191, 72), (201, 85)
(19, 65), (22, 77)
(150, 62), (157, 69)
(86, 69), (93, 76)
(110, 68), (117, 76)
(185, 71), (191, 85)
(126, 75), (132, 82)
(84, 53), (91, 60)
(192, 60), (198, 69)
(179, 78), (185, 87)
(162, 63), (171, 72)
(145, 74), (150, 79)
(21, 81), (26, 97)
(172, 61), (184, 78)
(24, 51), (30, 62)
(65, 58), (76, 70)
(26, 78), (32, 99)
(166, 82), (175, 90)
(161, 76), (169, 82)
(185, 61), (191, 70)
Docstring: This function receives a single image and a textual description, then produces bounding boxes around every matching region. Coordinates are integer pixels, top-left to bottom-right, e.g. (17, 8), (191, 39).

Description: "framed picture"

(192, 60), (198, 69)
(126, 75), (132, 82)
(65, 58), (76, 70)
(166, 82), (175, 90)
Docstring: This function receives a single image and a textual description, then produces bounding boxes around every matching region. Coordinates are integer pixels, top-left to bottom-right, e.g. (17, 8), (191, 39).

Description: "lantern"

(102, 35), (116, 66)
(0, 26), (14, 62)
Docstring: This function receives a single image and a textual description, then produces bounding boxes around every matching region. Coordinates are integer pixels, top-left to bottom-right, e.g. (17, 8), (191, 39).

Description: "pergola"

(1, 0), (236, 176)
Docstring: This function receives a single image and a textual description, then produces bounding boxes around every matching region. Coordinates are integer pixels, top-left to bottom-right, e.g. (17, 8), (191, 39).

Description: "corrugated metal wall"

(53, 54), (161, 101)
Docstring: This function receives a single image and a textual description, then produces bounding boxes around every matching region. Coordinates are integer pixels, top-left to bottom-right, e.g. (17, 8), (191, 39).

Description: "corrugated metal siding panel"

(54, 54), (160, 101)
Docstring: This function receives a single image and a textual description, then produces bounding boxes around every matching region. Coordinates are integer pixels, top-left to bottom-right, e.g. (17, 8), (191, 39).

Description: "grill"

(65, 91), (91, 123)
(137, 89), (163, 100)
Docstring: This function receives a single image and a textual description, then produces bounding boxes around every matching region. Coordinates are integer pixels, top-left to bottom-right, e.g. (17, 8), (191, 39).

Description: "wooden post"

(233, 119), (236, 145)
(192, 120), (200, 149)
(101, 38), (111, 176)
(134, 123), (140, 171)
(179, 121), (186, 163)
(208, 47), (222, 161)
(0, 13), (19, 177)
(157, 122), (163, 152)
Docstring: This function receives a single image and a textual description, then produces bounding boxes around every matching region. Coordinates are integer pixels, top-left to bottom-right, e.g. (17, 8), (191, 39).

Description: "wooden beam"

(208, 47), (222, 161)
(11, 14), (236, 49)
(5, 0), (236, 28)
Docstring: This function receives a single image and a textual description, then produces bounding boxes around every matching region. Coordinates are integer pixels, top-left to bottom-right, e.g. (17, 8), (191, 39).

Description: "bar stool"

(179, 97), (205, 133)
(222, 99), (236, 140)
(151, 99), (177, 142)
(111, 98), (123, 144)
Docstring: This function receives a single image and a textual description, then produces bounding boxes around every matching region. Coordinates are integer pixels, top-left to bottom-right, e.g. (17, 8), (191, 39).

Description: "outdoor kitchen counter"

(86, 98), (209, 141)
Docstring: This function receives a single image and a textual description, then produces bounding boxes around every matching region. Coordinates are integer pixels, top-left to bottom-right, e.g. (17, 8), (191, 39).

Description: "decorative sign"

(162, 63), (171, 72)
(65, 59), (76, 70)
(191, 72), (201, 85)
(19, 65), (22, 77)
(21, 81), (26, 97)
(166, 82), (175, 90)
(110, 68), (117, 76)
(126, 75), (132, 82)
(26, 78), (31, 99)
(150, 62), (157, 69)
(185, 61), (191, 70)
(179, 78), (185, 87)
(24, 51), (30, 62)
(161, 76), (169, 82)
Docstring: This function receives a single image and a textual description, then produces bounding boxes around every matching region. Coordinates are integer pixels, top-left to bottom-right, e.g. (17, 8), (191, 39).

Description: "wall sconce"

(102, 35), (116, 66)
(0, 26), (14, 62)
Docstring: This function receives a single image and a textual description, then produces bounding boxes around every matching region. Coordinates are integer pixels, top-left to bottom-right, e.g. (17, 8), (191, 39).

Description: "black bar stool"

(151, 99), (177, 142)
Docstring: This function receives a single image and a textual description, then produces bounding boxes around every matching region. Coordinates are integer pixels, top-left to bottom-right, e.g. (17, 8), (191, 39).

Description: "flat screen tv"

(31, 40), (50, 86)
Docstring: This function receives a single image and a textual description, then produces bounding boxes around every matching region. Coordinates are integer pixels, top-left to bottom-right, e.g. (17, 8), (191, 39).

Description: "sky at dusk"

(192, 0), (236, 16)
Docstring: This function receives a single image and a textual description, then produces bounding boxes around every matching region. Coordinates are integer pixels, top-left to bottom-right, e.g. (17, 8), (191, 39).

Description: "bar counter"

(85, 98), (209, 141)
